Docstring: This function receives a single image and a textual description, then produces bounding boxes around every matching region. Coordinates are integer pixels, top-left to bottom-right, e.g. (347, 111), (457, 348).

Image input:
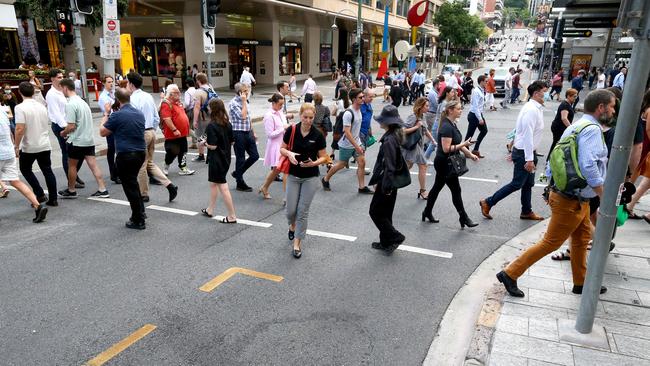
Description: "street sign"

(573, 17), (617, 28)
(104, 0), (118, 20)
(102, 18), (120, 59)
(394, 40), (410, 61)
(563, 29), (593, 37)
(203, 28), (215, 54)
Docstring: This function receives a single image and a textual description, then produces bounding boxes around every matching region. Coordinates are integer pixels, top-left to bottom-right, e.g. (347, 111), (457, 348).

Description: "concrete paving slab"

(487, 351), (528, 366)
(501, 302), (570, 320)
(517, 275), (566, 294)
(529, 318), (559, 342)
(612, 334), (650, 360)
(496, 314), (529, 336)
(637, 291), (650, 306)
(557, 319), (609, 350)
(601, 302), (650, 326)
(572, 346), (650, 366)
(491, 331), (574, 366)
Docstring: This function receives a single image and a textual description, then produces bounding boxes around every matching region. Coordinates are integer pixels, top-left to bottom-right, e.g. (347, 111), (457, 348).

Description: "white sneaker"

(179, 167), (195, 176)
(163, 164), (169, 175)
(426, 160), (434, 166)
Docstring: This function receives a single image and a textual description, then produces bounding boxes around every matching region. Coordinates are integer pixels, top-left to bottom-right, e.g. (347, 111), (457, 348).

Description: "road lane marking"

(349, 166), (431, 176)
(306, 229), (357, 242)
(155, 150), (264, 161)
(85, 324), (156, 366)
(147, 205), (198, 216)
(87, 197), (131, 206)
(5, 186), (49, 194)
(459, 176), (498, 183)
(397, 245), (454, 258)
(211, 215), (273, 228)
(199, 267), (283, 293)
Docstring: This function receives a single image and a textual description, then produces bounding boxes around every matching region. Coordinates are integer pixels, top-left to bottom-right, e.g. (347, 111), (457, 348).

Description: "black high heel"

(459, 215), (478, 229)
(417, 189), (428, 200)
(421, 211), (439, 223)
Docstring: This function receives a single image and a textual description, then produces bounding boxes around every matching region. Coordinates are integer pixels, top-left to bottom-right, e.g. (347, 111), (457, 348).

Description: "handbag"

(448, 152), (469, 177)
(277, 125), (296, 174)
(390, 151), (412, 189)
(402, 126), (422, 150)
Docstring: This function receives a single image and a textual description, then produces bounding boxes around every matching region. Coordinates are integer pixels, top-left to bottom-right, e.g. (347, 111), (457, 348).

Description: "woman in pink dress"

(259, 93), (288, 199)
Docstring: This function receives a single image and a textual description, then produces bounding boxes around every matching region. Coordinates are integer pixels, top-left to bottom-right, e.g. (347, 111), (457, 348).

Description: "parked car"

(442, 64), (463, 77)
(492, 67), (510, 96)
(497, 53), (507, 62)
(521, 55), (530, 64)
(511, 54), (520, 62)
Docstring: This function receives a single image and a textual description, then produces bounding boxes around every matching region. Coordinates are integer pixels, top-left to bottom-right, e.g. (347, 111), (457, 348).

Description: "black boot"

(459, 211), (478, 229)
(497, 271), (524, 297)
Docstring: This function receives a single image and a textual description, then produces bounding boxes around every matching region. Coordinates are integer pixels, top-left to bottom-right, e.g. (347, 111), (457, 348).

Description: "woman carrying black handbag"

(369, 105), (410, 253)
(421, 100), (480, 228)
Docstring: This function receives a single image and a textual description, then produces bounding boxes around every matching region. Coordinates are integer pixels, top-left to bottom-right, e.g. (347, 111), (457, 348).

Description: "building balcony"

(495, 0), (504, 10)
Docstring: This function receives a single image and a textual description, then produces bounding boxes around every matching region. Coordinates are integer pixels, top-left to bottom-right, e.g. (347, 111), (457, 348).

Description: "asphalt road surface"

(1, 54), (569, 365)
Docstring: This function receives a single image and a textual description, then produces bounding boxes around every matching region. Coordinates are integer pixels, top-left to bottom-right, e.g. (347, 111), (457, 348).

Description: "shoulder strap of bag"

(288, 124), (297, 150)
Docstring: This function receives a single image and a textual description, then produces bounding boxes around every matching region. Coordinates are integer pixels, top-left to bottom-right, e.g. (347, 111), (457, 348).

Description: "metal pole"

(602, 28), (614, 68)
(548, 12), (562, 78)
(445, 38), (449, 65)
(575, 35), (650, 335)
(70, 0), (89, 102)
(356, 0), (362, 79)
(538, 36), (547, 80)
(207, 53), (212, 86)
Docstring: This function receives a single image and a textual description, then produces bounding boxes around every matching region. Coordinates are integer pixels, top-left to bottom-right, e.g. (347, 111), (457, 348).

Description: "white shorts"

(486, 93), (495, 107)
(0, 158), (19, 181)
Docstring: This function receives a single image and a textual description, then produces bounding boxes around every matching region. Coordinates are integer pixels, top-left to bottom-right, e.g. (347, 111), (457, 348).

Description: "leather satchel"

(277, 125), (296, 174)
(448, 152), (469, 177)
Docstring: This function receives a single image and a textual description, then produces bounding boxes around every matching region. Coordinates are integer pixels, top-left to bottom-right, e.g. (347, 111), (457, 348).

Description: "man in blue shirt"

(612, 67), (626, 90)
(360, 89), (374, 152)
(571, 70), (585, 108)
(100, 88), (147, 230)
(497, 89), (615, 298)
(229, 82), (259, 192)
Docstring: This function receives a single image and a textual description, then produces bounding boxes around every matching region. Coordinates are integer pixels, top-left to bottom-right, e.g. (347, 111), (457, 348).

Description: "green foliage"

(14, 0), (128, 33)
(503, 7), (533, 27)
(434, 2), (487, 50)
(504, 0), (527, 9)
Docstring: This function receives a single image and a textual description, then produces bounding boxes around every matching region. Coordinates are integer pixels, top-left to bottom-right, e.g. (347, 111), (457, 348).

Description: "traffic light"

(74, 0), (100, 14)
(56, 9), (74, 46)
(201, 0), (221, 28)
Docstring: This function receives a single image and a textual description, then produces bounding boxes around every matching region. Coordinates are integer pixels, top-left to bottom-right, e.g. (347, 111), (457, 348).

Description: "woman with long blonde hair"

(402, 97), (435, 199)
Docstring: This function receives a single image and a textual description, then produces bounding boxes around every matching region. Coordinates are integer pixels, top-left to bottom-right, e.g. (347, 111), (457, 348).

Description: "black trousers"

(106, 134), (118, 179)
(423, 158), (466, 217)
(465, 112), (488, 152)
(18, 150), (57, 200)
(164, 137), (188, 168)
(233, 130), (260, 184)
(116, 151), (146, 224)
(369, 182), (404, 245)
(304, 93), (313, 103)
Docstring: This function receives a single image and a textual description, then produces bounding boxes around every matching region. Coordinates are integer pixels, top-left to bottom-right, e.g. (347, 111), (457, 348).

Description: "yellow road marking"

(199, 267), (284, 293)
(85, 324), (157, 366)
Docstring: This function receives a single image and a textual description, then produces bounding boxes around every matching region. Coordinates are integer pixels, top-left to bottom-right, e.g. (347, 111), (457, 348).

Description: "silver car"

(492, 67), (510, 96)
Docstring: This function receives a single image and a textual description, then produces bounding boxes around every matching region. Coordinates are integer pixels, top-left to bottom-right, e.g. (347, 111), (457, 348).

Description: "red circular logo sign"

(107, 20), (116, 31)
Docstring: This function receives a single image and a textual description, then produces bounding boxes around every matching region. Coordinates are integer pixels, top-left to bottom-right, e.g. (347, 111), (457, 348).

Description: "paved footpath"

(426, 194), (650, 366)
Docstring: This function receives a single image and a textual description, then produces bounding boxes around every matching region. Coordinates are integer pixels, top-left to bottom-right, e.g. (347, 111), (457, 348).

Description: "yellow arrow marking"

(85, 324), (157, 366)
(199, 267), (284, 293)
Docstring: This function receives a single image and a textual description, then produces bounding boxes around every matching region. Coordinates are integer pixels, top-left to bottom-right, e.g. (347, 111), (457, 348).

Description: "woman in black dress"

(201, 98), (237, 223)
(421, 100), (479, 228)
(546, 88), (577, 160)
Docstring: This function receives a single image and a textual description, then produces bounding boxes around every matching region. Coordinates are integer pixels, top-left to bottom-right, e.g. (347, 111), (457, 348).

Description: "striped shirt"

(229, 95), (251, 132)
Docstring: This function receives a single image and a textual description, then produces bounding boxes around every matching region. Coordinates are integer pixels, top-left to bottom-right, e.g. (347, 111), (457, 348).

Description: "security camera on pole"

(201, 0), (221, 85)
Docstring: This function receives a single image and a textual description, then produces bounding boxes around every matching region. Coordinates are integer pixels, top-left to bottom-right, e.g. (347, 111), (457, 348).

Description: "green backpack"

(549, 122), (602, 193)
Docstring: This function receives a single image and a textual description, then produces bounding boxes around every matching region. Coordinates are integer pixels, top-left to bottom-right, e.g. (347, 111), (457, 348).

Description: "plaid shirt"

(229, 95), (251, 132)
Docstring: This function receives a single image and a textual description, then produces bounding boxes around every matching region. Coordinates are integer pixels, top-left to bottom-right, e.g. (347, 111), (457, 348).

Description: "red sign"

(107, 20), (116, 31)
(407, 0), (429, 27)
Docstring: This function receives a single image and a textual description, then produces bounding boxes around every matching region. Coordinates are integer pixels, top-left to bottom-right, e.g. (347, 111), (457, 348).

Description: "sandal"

(258, 188), (272, 200)
(201, 208), (213, 218)
(0, 189), (9, 198)
(417, 189), (428, 200)
(221, 217), (237, 224)
(551, 250), (571, 261)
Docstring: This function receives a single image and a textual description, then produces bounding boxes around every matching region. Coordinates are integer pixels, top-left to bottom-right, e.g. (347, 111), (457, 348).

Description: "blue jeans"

(510, 87), (520, 103)
(232, 130), (259, 184)
(485, 148), (536, 214)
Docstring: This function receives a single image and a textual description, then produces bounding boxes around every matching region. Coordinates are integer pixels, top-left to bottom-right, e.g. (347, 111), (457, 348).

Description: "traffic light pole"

(70, 0), (89, 102)
(355, 0), (362, 80)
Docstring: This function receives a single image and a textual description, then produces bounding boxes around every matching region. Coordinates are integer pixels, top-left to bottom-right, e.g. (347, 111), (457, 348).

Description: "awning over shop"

(0, 4), (18, 28)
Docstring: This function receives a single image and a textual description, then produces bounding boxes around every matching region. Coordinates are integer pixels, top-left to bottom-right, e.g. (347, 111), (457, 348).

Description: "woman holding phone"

(281, 103), (328, 258)
(421, 100), (479, 228)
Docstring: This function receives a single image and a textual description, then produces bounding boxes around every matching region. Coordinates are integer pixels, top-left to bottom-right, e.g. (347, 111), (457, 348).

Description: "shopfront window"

(133, 38), (186, 78)
(396, 0), (410, 17)
(376, 0), (391, 10)
(320, 29), (333, 73)
(279, 25), (304, 75)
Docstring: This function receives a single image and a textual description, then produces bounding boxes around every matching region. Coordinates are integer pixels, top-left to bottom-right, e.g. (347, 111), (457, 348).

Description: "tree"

(14, 0), (128, 32)
(504, 0), (528, 9)
(434, 2), (487, 51)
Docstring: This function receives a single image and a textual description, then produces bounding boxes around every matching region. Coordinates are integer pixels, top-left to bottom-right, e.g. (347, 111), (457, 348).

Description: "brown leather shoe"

(472, 150), (485, 158)
(479, 199), (492, 219)
(520, 212), (544, 220)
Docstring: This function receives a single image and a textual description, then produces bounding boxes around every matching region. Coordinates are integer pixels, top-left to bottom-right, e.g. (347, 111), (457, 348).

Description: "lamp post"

(331, 6), (363, 79)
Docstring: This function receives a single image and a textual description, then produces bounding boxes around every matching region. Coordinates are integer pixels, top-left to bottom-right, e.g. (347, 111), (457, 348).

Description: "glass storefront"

(279, 24), (304, 75)
(320, 29), (332, 73)
(133, 38), (186, 78)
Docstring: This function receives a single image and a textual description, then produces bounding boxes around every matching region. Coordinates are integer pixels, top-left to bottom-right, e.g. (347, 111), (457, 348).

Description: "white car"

(497, 53), (507, 62)
(486, 54), (495, 61)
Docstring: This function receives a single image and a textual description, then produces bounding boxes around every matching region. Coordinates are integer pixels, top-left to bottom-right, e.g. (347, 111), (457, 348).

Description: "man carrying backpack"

(321, 88), (373, 194)
(192, 73), (218, 162)
(496, 89), (615, 298)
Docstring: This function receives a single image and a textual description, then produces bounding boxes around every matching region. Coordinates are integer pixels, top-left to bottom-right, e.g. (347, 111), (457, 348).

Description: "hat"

(374, 105), (404, 127)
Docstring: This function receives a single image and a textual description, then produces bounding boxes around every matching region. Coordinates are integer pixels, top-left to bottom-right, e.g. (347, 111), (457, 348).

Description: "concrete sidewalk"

(425, 194), (650, 366)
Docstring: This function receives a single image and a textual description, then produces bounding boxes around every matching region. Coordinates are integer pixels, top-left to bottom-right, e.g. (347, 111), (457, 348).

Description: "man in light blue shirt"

(612, 67), (626, 90)
(127, 72), (177, 202)
(466, 74), (488, 158)
(497, 89), (615, 298)
(98, 75), (120, 184)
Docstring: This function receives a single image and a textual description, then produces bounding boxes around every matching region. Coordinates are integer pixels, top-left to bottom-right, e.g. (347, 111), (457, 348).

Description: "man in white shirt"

(301, 74), (317, 103)
(14, 82), (58, 206)
(612, 67), (626, 90)
(596, 68), (606, 89)
(98, 75), (119, 184)
(46, 68), (84, 188)
(321, 88), (374, 194)
(239, 66), (255, 97)
(69, 71), (83, 97)
(500, 68), (514, 109)
(480, 80), (548, 221)
(183, 79), (198, 148)
(127, 72), (178, 202)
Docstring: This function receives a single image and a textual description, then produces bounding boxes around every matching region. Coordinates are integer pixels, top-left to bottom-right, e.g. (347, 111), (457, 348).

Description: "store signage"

(320, 44), (331, 48)
(204, 28), (215, 53)
(146, 38), (173, 43)
(104, 0), (117, 20)
(563, 30), (593, 38)
(102, 18), (120, 59)
(573, 17), (617, 28)
(284, 42), (299, 47)
(242, 40), (259, 45)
